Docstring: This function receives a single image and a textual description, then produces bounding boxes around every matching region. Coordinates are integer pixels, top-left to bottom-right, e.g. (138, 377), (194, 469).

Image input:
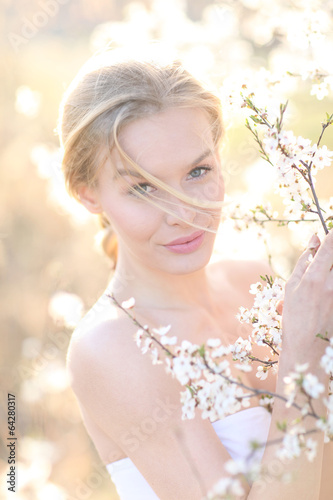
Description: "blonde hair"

(57, 46), (224, 266)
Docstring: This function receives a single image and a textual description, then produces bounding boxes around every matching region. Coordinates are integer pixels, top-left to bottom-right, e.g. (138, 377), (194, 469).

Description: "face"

(81, 107), (224, 275)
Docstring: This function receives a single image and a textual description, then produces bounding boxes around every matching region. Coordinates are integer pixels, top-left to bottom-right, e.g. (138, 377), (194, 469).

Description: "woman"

(59, 47), (333, 499)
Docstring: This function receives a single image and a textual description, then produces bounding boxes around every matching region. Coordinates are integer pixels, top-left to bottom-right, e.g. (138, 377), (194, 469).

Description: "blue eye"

(189, 166), (213, 179)
(130, 183), (154, 196)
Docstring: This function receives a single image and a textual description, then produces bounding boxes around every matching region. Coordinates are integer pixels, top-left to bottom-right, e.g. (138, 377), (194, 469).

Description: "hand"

(281, 230), (333, 363)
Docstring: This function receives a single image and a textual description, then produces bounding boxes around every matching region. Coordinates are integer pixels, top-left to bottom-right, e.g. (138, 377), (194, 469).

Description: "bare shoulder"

(67, 300), (150, 397)
(211, 257), (272, 281)
(208, 258), (273, 298)
(66, 296), (182, 433)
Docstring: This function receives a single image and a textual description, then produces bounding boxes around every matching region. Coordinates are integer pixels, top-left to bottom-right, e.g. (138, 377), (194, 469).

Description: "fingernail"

(308, 233), (319, 249)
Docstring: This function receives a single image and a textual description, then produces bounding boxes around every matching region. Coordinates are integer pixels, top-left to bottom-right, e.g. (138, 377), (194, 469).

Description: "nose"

(165, 202), (197, 227)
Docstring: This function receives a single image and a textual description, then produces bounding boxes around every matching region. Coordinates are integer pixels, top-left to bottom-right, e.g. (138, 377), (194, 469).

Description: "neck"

(108, 249), (216, 312)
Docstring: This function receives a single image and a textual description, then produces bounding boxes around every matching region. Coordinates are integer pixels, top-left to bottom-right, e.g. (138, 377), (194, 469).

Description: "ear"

(77, 185), (103, 214)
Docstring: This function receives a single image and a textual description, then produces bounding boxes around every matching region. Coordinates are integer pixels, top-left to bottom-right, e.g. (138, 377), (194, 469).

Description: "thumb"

(287, 233), (321, 287)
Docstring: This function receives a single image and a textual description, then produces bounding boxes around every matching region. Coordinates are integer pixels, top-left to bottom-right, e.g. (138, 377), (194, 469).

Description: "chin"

(157, 249), (213, 275)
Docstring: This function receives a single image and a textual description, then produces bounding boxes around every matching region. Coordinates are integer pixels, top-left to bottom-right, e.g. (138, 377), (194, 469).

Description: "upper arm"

(319, 440), (333, 500)
(67, 318), (249, 500)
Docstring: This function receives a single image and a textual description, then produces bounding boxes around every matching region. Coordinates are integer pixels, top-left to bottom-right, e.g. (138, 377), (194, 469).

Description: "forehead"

(113, 107), (215, 176)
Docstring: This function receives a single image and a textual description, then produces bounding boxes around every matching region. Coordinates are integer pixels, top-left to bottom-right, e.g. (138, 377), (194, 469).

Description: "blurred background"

(1, 0), (333, 498)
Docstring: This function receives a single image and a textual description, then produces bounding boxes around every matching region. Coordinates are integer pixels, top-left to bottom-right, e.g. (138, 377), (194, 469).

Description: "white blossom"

(230, 336), (252, 362)
(211, 345), (233, 358)
(259, 125), (333, 220)
(225, 456), (261, 483)
(141, 337), (153, 354)
(312, 145), (333, 170)
(259, 395), (275, 412)
(121, 297), (135, 309)
(320, 338), (333, 376)
(171, 353), (202, 385)
(237, 277), (284, 376)
(302, 373), (325, 399)
(222, 201), (277, 236)
(311, 82), (329, 100)
(150, 347), (162, 365)
(305, 437), (318, 462)
(134, 328), (144, 347)
(235, 363), (253, 372)
(276, 430), (302, 461)
(180, 388), (196, 420)
(207, 338), (222, 348)
(236, 306), (252, 323)
(206, 477), (245, 499)
(283, 363), (309, 407)
(317, 394), (333, 441)
(152, 325), (172, 336)
(256, 366), (268, 380)
(160, 335), (178, 346)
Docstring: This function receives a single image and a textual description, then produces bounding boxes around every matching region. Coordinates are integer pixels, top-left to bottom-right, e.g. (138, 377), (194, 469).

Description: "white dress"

(106, 406), (271, 500)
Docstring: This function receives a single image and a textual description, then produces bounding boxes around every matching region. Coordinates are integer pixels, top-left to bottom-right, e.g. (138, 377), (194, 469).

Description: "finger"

(287, 234), (321, 286)
(327, 268), (333, 290)
(305, 229), (333, 278)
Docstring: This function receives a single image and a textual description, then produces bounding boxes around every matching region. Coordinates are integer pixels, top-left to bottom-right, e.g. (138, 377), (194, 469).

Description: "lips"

(165, 231), (205, 246)
(163, 230), (206, 254)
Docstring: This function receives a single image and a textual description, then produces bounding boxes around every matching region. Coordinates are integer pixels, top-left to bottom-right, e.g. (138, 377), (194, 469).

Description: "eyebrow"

(115, 148), (213, 178)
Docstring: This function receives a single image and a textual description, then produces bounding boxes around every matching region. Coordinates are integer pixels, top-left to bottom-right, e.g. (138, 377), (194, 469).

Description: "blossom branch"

(199, 353), (318, 419)
(108, 293), (322, 421)
(241, 93), (333, 233)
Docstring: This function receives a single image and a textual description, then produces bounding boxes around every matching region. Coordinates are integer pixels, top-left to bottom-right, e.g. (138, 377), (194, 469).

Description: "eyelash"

(129, 165), (213, 196)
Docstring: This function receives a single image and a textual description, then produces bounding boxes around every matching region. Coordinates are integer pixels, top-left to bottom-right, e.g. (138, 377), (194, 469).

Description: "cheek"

(207, 171), (224, 202)
(191, 173), (224, 204)
(106, 199), (162, 242)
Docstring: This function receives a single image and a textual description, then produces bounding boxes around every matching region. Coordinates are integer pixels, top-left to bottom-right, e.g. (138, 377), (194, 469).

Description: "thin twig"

(200, 354), (319, 420)
(107, 293), (175, 357)
(306, 166), (328, 234)
(108, 294), (321, 426)
(244, 427), (320, 465)
(262, 340), (280, 357)
(248, 355), (278, 366)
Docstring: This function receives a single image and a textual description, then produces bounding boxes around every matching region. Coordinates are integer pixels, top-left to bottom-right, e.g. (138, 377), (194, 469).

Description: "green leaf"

(316, 332), (330, 341)
(325, 112), (333, 124)
(277, 420), (287, 432)
(250, 114), (264, 124)
(198, 344), (206, 357)
(260, 394), (273, 400)
(186, 384), (195, 397)
(250, 440), (261, 450)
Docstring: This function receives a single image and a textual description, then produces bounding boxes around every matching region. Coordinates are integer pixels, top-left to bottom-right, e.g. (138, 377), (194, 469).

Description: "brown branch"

(107, 293), (176, 358)
(262, 340), (280, 356)
(108, 294), (321, 423)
